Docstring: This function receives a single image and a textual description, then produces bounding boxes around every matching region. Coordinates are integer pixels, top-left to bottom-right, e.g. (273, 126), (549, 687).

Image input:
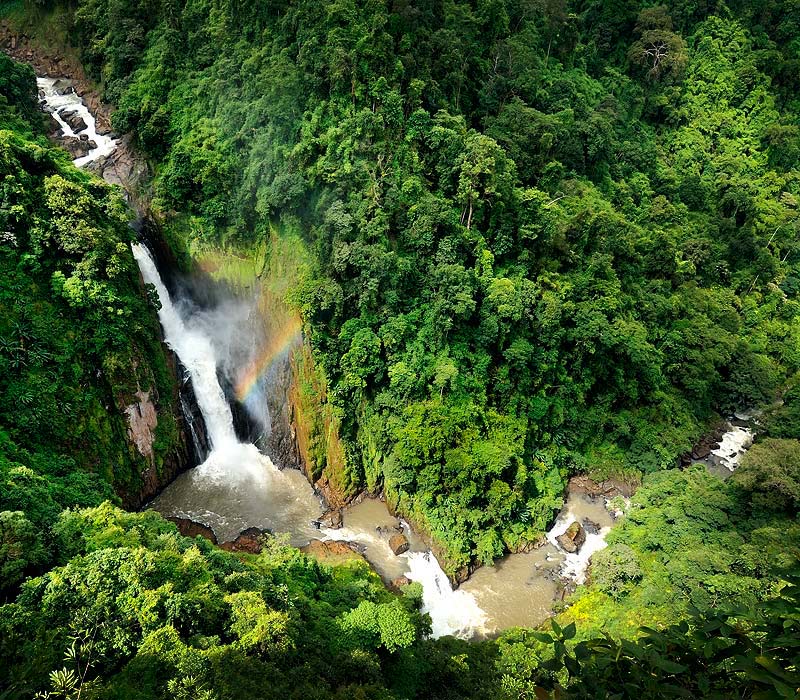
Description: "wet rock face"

(389, 533), (410, 555)
(125, 389), (159, 460)
(127, 352), (208, 510)
(263, 349), (303, 470)
(60, 108), (87, 133)
(556, 521), (586, 554)
(168, 517), (218, 544)
(179, 363), (210, 465)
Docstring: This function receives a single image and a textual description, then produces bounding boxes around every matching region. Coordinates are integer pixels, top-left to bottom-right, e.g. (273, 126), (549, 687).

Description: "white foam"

(711, 425), (754, 471)
(37, 77), (118, 167)
(546, 505), (611, 585)
(403, 551), (488, 639)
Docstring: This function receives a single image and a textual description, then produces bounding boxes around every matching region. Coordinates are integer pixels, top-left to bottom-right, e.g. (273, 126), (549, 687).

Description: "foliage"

(733, 437), (800, 511)
(48, 0), (800, 572)
(561, 466), (800, 638)
(0, 58), (183, 597)
(1, 4), (800, 698)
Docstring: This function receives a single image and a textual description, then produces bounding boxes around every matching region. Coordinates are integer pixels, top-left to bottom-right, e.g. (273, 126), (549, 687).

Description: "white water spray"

(322, 516), (488, 639)
(37, 78), (118, 167)
(132, 243), (322, 543)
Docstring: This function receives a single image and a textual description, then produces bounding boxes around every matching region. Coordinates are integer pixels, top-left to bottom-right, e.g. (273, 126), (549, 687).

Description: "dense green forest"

(54, 0), (800, 572)
(0, 51), (186, 593)
(1, 0), (800, 697)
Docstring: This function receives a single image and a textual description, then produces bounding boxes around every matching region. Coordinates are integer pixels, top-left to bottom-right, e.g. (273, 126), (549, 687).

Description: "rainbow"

(235, 317), (303, 402)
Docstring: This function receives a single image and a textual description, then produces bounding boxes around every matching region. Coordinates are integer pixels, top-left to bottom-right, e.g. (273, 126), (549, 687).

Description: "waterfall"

(136, 241), (489, 637)
(132, 243), (323, 546)
(404, 552), (488, 638)
(132, 244), (238, 449)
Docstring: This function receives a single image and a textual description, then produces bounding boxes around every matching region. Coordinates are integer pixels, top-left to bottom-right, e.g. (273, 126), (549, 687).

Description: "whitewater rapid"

(37, 77), (118, 167)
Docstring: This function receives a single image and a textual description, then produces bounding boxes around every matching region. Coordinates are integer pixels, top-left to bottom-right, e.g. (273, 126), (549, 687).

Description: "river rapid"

(38, 75), (756, 641)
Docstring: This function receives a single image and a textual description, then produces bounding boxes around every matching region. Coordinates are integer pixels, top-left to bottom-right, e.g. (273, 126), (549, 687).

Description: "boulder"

(220, 527), (269, 554)
(389, 533), (409, 555)
(582, 518), (601, 535)
(54, 136), (94, 159)
(301, 539), (365, 563)
(60, 109), (87, 134)
(556, 521), (586, 554)
(318, 509), (343, 529)
(391, 575), (411, 590)
(168, 517), (218, 544)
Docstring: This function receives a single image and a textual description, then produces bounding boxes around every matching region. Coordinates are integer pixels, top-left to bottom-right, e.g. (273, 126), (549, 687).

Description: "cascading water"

(405, 552), (488, 638)
(133, 245), (237, 448)
(320, 500), (488, 638)
(37, 78), (118, 167)
(132, 244), (323, 545)
(545, 500), (613, 585)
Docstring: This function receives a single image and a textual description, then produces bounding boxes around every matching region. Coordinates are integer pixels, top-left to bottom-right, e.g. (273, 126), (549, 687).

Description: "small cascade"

(37, 78), (118, 167)
(321, 501), (489, 640)
(546, 502), (613, 585)
(404, 552), (488, 639)
(710, 425), (754, 471)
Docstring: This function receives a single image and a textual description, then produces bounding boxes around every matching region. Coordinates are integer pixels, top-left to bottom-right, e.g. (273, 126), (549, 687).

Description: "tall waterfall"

(133, 242), (489, 639)
(132, 244), (238, 449)
(132, 243), (323, 546)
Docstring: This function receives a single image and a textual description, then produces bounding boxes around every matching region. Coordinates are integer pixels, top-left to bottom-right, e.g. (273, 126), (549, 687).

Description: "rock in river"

(389, 533), (410, 555)
(318, 509), (343, 529)
(59, 109), (88, 134)
(556, 521), (586, 554)
(168, 517), (218, 544)
(220, 527), (270, 554)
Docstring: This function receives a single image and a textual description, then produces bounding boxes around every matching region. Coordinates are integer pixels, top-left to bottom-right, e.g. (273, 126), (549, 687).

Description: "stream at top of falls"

(36, 77), (118, 167)
(40, 75), (758, 642)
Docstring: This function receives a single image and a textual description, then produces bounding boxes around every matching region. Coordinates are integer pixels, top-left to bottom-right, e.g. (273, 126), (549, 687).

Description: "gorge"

(2, 2), (799, 697)
(36, 65), (772, 641)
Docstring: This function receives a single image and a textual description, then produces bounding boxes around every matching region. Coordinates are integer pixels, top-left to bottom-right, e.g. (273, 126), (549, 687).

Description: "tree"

(628, 6), (688, 82)
(733, 438), (800, 511)
(0, 510), (48, 591)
